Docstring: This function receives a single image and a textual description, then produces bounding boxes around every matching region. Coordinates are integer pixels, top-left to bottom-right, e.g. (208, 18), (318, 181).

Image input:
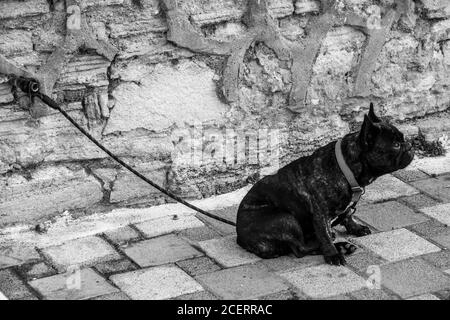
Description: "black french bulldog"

(236, 103), (414, 265)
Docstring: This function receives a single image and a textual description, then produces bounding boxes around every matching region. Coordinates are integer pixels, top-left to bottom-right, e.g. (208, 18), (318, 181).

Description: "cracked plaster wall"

(0, 0), (449, 227)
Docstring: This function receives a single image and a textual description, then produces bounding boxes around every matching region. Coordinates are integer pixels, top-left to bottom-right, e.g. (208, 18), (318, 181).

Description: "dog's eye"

(393, 142), (401, 149)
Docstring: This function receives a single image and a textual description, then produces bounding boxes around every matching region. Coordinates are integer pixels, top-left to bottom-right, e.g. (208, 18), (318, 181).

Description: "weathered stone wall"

(0, 0), (449, 227)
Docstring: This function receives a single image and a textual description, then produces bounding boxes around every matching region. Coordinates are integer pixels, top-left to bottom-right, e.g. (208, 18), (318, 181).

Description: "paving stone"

(259, 290), (298, 300)
(407, 219), (449, 238)
(322, 294), (353, 300)
(362, 175), (418, 203)
(350, 289), (399, 300)
(196, 264), (289, 300)
(407, 293), (440, 300)
(177, 226), (221, 242)
(345, 251), (386, 274)
(104, 226), (141, 245)
(29, 268), (118, 300)
(0, 243), (41, 269)
(91, 292), (130, 300)
(17, 262), (56, 281)
(17, 295), (39, 300)
(0, 291), (7, 300)
(355, 201), (429, 231)
(197, 207), (237, 236)
(393, 169), (429, 182)
(261, 254), (325, 272)
(352, 228), (441, 262)
(410, 156), (450, 176)
(279, 264), (367, 299)
(411, 176), (450, 202)
(123, 234), (202, 267)
(431, 230), (450, 249)
(400, 194), (440, 210)
(173, 290), (217, 300)
(0, 269), (34, 300)
(176, 257), (221, 276)
(420, 203), (450, 225)
(421, 250), (450, 269)
(198, 235), (261, 268)
(41, 236), (121, 272)
(110, 265), (204, 300)
(380, 258), (450, 298)
(134, 214), (204, 238)
(434, 289), (450, 300)
(95, 259), (137, 276)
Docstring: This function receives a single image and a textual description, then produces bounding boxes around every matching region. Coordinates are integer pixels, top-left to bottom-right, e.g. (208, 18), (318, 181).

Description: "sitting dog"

(236, 104), (414, 265)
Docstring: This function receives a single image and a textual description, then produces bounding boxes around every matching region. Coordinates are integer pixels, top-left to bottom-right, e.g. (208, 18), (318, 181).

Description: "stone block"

(196, 264), (289, 300)
(0, 0), (50, 19)
(123, 234), (202, 267)
(380, 258), (450, 298)
(104, 226), (141, 245)
(198, 235), (261, 268)
(110, 265), (203, 300)
(42, 236), (121, 272)
(175, 257), (221, 276)
(0, 166), (103, 226)
(362, 175), (418, 203)
(352, 228), (441, 262)
(29, 268), (119, 300)
(420, 203), (450, 225)
(0, 243), (41, 270)
(134, 214), (204, 238)
(279, 264), (367, 299)
(355, 201), (429, 231)
(94, 259), (137, 276)
(0, 269), (34, 300)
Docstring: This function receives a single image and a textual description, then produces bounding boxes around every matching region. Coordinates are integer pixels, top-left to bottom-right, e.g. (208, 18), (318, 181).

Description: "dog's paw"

(324, 253), (346, 266)
(350, 225), (371, 237)
(334, 241), (358, 256)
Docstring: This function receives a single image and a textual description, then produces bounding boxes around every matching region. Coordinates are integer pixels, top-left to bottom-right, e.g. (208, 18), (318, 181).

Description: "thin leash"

(10, 76), (236, 227)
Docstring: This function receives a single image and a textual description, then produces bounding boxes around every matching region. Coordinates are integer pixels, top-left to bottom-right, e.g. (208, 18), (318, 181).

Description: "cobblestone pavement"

(1, 156), (450, 300)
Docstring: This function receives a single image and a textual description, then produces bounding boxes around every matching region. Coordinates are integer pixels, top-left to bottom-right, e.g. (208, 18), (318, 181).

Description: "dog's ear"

(368, 102), (381, 123)
(359, 114), (380, 150)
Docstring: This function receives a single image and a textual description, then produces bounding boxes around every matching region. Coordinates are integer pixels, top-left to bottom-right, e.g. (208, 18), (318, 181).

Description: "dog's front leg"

(312, 211), (346, 266)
